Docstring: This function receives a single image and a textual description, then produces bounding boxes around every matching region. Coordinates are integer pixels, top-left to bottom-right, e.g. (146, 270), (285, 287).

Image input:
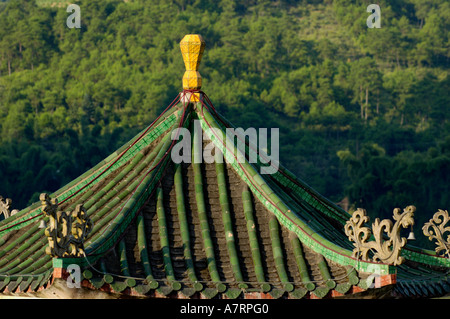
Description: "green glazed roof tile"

(0, 99), (447, 299)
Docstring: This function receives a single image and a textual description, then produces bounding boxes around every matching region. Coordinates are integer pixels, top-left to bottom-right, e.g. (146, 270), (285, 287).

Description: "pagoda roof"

(0, 34), (448, 299)
(0, 98), (447, 299)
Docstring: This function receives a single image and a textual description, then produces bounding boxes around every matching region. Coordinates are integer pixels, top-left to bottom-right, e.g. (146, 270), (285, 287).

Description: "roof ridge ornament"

(180, 34), (205, 103)
(422, 209), (450, 258)
(0, 196), (18, 220)
(344, 205), (415, 266)
(40, 193), (93, 258)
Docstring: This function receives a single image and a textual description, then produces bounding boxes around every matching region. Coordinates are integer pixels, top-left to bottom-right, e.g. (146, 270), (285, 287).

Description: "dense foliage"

(0, 0), (448, 247)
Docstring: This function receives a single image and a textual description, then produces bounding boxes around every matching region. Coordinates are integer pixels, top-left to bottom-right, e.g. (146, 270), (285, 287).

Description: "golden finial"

(180, 34), (205, 102)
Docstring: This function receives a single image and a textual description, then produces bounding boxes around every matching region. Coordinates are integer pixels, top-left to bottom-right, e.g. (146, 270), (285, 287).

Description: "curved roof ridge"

(207, 105), (350, 225)
(195, 102), (394, 275)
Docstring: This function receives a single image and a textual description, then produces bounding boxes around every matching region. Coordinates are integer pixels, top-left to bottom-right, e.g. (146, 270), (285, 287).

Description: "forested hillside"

(0, 0), (448, 247)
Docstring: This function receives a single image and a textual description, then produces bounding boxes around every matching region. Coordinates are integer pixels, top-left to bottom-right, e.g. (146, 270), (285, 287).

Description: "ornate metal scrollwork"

(40, 193), (93, 258)
(422, 209), (450, 258)
(0, 196), (18, 219)
(344, 205), (415, 266)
